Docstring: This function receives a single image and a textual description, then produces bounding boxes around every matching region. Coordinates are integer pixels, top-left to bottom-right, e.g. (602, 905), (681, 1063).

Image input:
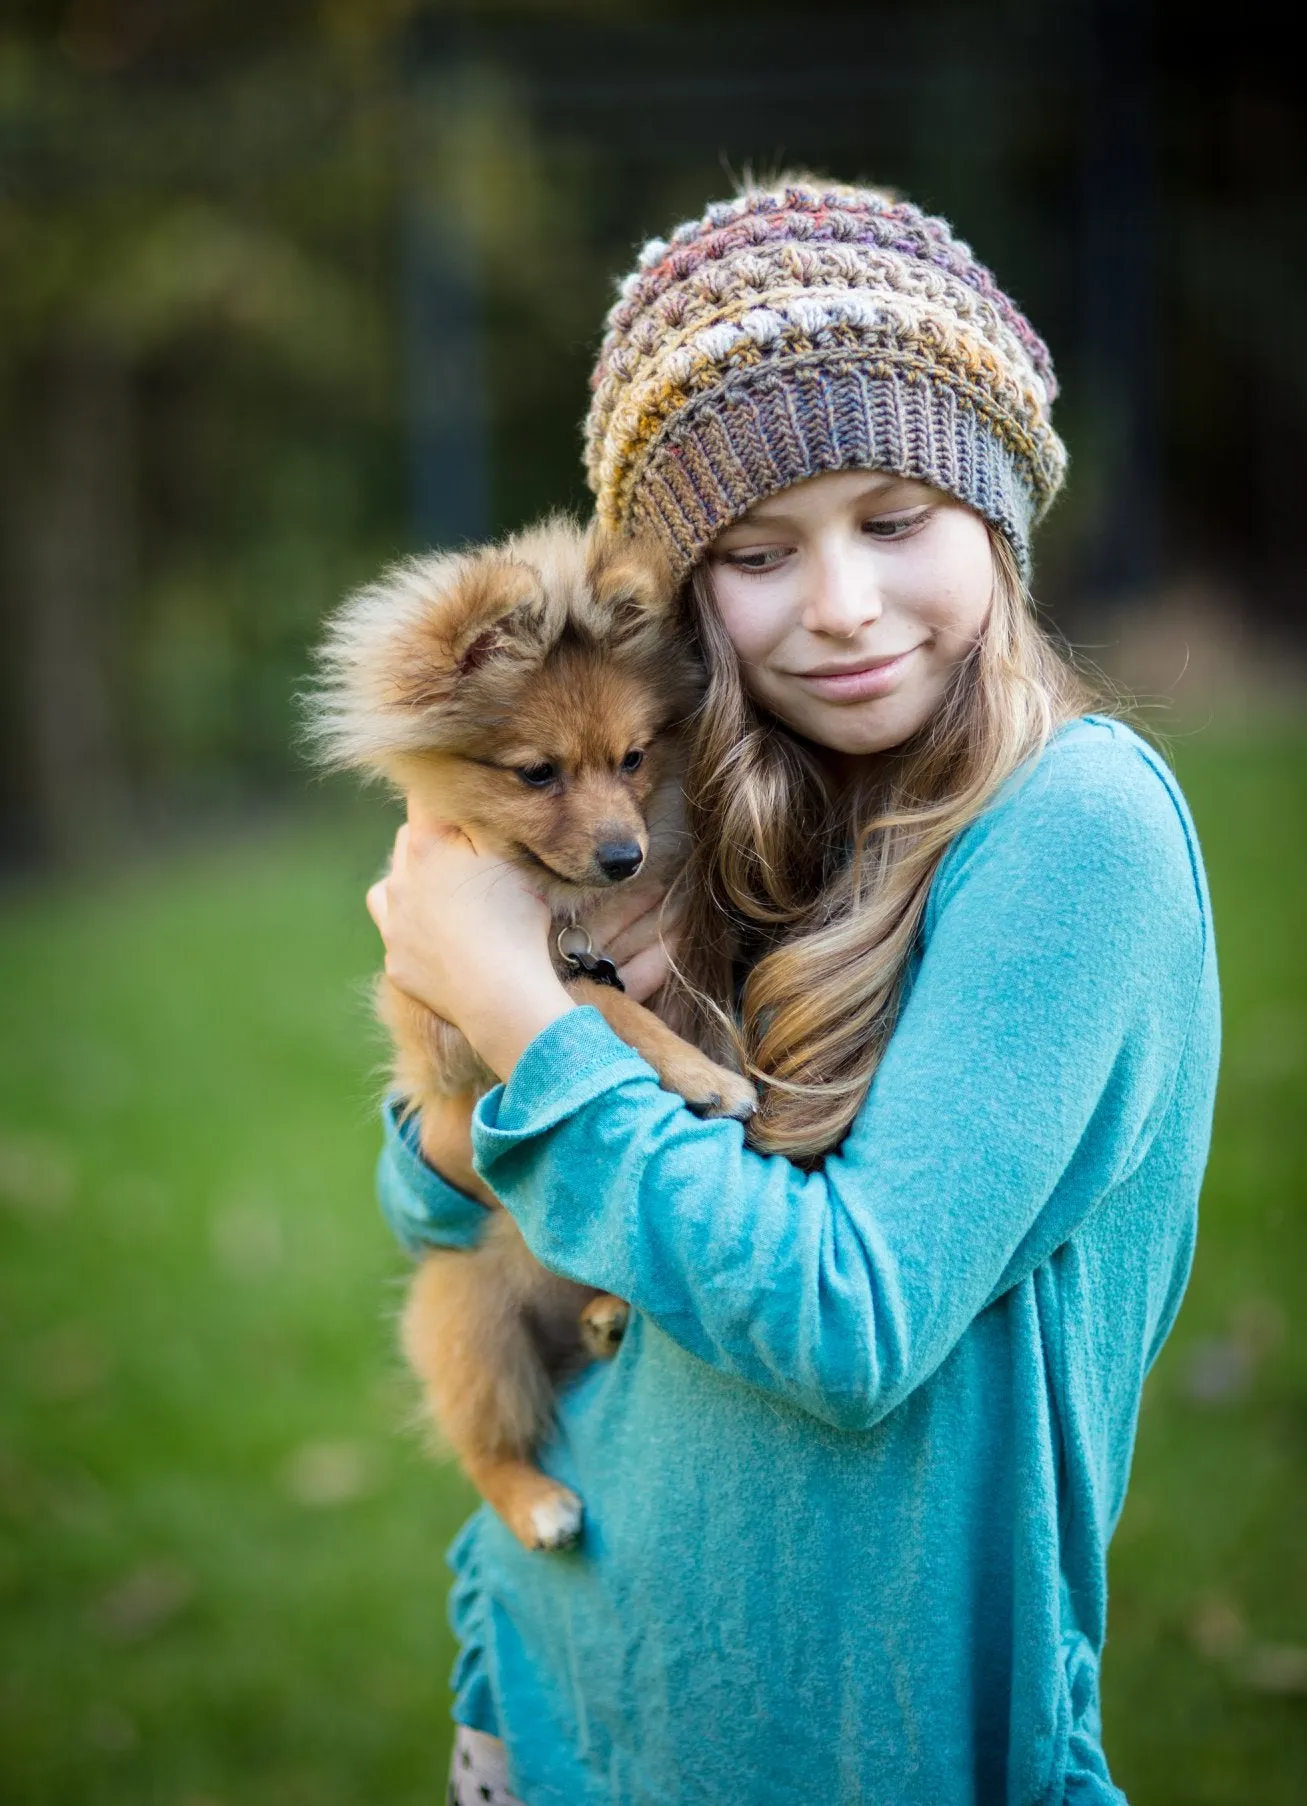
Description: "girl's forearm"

(463, 978), (577, 1084)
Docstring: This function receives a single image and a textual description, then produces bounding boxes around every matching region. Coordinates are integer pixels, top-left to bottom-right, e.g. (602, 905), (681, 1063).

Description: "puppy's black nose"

(596, 841), (644, 881)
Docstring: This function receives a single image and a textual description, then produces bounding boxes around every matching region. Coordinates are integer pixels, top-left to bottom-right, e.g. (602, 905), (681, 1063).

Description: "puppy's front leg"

(567, 979), (757, 1122)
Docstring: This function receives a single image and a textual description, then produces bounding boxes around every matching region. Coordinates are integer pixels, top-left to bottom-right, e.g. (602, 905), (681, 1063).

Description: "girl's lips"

(795, 646), (920, 701)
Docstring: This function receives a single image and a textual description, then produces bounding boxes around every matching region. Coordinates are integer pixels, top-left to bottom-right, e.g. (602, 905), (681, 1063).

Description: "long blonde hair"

(667, 530), (1096, 1161)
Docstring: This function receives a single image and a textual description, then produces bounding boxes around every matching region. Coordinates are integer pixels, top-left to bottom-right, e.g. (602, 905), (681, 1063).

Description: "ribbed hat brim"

(630, 354), (1040, 581)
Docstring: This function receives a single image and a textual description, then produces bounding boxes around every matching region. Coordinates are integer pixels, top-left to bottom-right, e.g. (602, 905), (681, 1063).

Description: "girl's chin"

(756, 680), (942, 757)
(806, 694), (936, 757)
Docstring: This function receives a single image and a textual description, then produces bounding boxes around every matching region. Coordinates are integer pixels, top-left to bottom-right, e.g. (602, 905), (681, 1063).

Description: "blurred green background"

(1, 3), (1304, 1802)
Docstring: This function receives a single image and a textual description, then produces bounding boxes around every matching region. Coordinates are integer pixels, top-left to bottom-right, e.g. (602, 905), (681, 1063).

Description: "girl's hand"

(366, 812), (573, 1080)
(584, 875), (682, 1005)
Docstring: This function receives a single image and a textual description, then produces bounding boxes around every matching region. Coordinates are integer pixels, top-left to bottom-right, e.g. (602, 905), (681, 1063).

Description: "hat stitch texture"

(584, 182), (1067, 581)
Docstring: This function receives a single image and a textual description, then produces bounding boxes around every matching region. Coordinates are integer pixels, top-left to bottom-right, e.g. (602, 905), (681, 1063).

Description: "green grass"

(1, 736), (1304, 1805)
(0, 802), (477, 1806)
(1101, 726), (1307, 1801)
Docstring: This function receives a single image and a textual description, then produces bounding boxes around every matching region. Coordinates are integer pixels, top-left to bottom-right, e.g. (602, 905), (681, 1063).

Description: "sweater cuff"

(377, 1096), (490, 1255)
(472, 1006), (654, 1158)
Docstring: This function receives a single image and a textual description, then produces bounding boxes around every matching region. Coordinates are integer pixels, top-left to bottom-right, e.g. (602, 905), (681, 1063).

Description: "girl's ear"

(586, 530), (677, 638)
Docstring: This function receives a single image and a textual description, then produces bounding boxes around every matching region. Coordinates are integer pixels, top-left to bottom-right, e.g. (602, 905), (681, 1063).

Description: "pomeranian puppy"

(309, 516), (755, 1550)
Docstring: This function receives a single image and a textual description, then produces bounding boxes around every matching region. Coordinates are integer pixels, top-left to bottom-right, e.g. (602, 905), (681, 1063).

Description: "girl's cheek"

(915, 576), (989, 648)
(714, 582), (783, 666)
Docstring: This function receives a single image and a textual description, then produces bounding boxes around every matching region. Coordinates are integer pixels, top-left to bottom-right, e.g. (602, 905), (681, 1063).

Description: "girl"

(367, 181), (1219, 1805)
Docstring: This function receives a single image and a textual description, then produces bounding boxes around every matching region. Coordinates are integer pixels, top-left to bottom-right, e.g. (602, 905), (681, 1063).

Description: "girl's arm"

(375, 866), (678, 1255)
(466, 733), (1213, 1430)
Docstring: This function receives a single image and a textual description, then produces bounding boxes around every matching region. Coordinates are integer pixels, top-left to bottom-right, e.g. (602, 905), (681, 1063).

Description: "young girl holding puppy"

(366, 181), (1219, 1806)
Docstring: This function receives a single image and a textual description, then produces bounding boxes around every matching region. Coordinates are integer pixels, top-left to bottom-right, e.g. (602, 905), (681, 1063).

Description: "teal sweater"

(377, 717), (1219, 1806)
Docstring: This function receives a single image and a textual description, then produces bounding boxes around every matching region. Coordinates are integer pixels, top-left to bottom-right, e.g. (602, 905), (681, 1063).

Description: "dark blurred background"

(1, 0), (1303, 867)
(1, 5), (1304, 1805)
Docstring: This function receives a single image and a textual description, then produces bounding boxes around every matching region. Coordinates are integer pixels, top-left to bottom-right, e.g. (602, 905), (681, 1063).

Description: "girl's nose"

(801, 548), (883, 638)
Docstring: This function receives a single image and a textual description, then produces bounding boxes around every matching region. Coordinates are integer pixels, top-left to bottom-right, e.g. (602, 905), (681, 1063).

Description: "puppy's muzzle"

(595, 839), (644, 881)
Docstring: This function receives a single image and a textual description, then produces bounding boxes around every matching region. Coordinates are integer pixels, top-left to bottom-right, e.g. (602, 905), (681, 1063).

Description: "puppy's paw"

(579, 1294), (630, 1360)
(651, 1042), (758, 1122)
(682, 1064), (758, 1123)
(524, 1486), (584, 1552)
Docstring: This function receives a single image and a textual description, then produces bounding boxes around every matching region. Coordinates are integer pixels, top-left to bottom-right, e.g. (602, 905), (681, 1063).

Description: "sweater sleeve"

(376, 1097), (491, 1255)
(471, 729), (1209, 1430)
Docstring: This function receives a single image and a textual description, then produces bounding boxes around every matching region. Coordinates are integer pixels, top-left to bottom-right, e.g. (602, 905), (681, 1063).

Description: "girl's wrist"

(462, 974), (576, 1082)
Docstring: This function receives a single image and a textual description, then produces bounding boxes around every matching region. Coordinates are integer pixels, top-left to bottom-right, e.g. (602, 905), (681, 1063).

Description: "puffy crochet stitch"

(585, 180), (1067, 580)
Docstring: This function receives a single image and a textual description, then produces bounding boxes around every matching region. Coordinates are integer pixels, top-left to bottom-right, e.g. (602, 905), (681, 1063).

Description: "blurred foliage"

(0, 26), (404, 854)
(1, 0), (1304, 865)
(0, 732), (1304, 1803)
(0, 7), (686, 857)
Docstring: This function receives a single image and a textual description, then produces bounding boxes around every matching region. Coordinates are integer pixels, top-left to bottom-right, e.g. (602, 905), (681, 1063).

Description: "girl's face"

(706, 469), (995, 759)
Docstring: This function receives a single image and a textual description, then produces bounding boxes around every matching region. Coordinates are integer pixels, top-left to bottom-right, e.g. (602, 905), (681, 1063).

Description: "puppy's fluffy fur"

(309, 517), (755, 1550)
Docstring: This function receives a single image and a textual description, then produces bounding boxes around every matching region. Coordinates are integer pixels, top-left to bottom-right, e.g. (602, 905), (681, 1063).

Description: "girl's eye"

(863, 508), (929, 539)
(720, 546), (789, 572)
(518, 762), (557, 787)
(620, 748), (645, 774)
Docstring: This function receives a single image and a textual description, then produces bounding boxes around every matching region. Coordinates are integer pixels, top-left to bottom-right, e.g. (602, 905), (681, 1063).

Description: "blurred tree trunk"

(1079, 0), (1159, 600)
(8, 339), (134, 864)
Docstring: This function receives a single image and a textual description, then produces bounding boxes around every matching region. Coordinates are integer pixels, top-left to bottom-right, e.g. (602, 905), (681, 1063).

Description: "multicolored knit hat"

(585, 180), (1066, 582)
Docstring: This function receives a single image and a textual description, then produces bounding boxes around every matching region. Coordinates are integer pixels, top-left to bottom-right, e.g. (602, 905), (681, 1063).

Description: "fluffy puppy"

(309, 517), (755, 1550)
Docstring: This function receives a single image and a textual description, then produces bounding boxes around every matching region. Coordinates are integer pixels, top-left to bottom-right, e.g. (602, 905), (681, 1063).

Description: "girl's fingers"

(405, 796), (447, 835)
(611, 901), (684, 969)
(406, 801), (480, 855)
(588, 880), (672, 963)
(617, 941), (671, 1006)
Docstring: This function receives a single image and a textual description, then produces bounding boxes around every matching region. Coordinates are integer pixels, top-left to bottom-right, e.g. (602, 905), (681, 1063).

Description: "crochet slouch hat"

(585, 181), (1067, 581)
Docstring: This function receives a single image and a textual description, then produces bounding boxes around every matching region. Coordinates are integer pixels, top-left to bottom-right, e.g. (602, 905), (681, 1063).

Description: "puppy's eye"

(620, 748), (645, 774)
(517, 762), (558, 788)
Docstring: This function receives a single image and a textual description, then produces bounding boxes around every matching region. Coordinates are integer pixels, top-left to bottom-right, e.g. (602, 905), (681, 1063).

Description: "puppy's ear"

(586, 529), (677, 639)
(393, 556), (546, 708)
(449, 560), (547, 673)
